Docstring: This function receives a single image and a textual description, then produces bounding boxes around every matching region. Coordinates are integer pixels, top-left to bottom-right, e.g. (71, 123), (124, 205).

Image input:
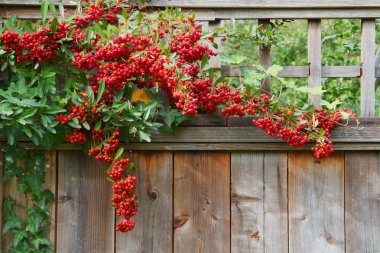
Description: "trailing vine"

(2, 146), (54, 253)
(0, 0), (356, 250)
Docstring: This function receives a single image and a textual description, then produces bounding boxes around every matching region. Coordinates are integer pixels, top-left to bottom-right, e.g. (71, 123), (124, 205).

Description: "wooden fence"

(1, 1), (380, 253)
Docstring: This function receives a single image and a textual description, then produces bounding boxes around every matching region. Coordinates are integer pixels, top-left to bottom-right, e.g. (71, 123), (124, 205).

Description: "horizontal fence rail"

(2, 116), (379, 151)
(4, 0), (380, 8)
(3, 2), (380, 19)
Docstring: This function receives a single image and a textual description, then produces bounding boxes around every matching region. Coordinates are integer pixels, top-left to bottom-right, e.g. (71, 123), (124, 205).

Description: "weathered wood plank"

(173, 151), (230, 253)
(44, 151), (57, 250)
(263, 152), (288, 253)
(222, 65), (309, 78)
(181, 114), (226, 126)
(345, 151), (380, 253)
(231, 152), (288, 252)
(122, 142), (380, 151)
(360, 19), (376, 117)
(6, 0), (380, 8)
(231, 152), (264, 252)
(116, 151), (173, 253)
(288, 152), (345, 253)
(222, 65), (362, 78)
(0, 6), (216, 21)
(208, 20), (223, 69)
(0, 151), (3, 251)
(308, 19), (322, 108)
(56, 151), (114, 253)
(3, 6), (380, 20)
(213, 8), (380, 19)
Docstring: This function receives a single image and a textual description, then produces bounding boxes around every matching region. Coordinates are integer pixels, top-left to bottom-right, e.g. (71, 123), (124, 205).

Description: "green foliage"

(221, 18), (380, 115)
(2, 146), (54, 253)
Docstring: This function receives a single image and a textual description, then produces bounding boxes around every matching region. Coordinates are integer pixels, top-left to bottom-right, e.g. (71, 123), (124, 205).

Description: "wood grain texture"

(116, 151), (173, 253)
(308, 19), (322, 108)
(56, 151), (114, 253)
(3, 6), (380, 20)
(208, 20), (222, 69)
(222, 65), (362, 78)
(231, 152), (264, 252)
(345, 151), (380, 253)
(0, 6), (215, 21)
(0, 151), (3, 250)
(231, 152), (288, 253)
(174, 151), (230, 253)
(44, 151), (57, 250)
(360, 19), (376, 117)
(288, 152), (345, 253)
(263, 152), (288, 253)
(212, 8), (380, 19)
(7, 0), (380, 8)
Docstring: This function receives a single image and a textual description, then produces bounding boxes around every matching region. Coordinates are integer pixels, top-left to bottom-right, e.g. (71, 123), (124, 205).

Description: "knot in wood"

(174, 215), (190, 229)
(148, 191), (158, 201)
(326, 234), (336, 244)
(58, 195), (72, 203)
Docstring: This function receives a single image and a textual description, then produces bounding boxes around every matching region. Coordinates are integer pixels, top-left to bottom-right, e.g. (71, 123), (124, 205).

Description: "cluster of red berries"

(55, 105), (85, 125)
(0, 21), (69, 63)
(88, 128), (120, 162)
(66, 130), (87, 144)
(311, 140), (334, 158)
(108, 159), (138, 232)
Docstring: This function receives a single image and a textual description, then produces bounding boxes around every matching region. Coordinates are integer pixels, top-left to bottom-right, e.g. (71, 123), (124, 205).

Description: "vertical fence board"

(231, 152), (264, 252)
(44, 151), (57, 250)
(56, 151), (114, 253)
(308, 19), (322, 108)
(0, 152), (3, 251)
(361, 19), (376, 117)
(288, 152), (344, 253)
(264, 152), (288, 253)
(345, 151), (380, 252)
(174, 151), (230, 253)
(208, 20), (222, 69)
(116, 151), (173, 253)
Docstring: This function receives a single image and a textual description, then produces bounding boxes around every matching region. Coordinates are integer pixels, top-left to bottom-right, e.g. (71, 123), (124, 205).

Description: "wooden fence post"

(361, 19), (376, 117)
(308, 19), (322, 108)
(259, 19), (271, 94)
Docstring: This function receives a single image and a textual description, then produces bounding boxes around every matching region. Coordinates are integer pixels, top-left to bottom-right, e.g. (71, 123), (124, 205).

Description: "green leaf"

(49, 2), (57, 18)
(266, 65), (283, 77)
(114, 148), (124, 161)
(2, 215), (22, 234)
(96, 80), (105, 103)
(138, 131), (151, 142)
(20, 108), (38, 119)
(41, 0), (49, 24)
(201, 53), (209, 69)
(51, 18), (59, 33)
(131, 51), (144, 58)
(86, 86), (95, 104)
(67, 121), (81, 129)
(297, 86), (326, 95)
(0, 103), (13, 116)
(94, 121), (102, 130)
(82, 121), (90, 130)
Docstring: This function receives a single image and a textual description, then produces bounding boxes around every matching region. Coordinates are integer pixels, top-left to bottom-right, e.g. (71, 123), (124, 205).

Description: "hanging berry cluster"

(0, 0), (355, 233)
